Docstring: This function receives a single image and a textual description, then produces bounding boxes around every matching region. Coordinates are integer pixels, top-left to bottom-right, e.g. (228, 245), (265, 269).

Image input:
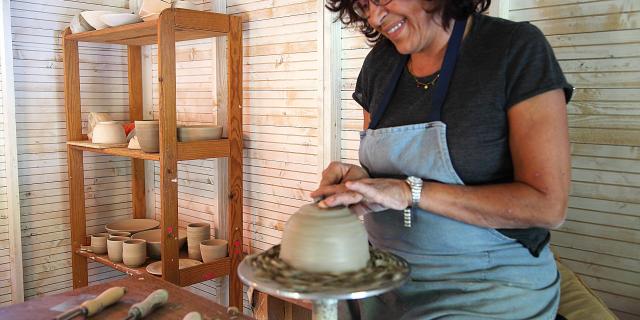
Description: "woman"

(311, 0), (573, 319)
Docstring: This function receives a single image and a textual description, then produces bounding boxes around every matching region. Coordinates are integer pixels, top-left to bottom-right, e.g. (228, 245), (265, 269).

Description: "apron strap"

(368, 19), (467, 129)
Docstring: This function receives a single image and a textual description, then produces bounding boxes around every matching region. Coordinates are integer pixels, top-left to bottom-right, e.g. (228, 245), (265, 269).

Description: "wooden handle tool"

(124, 289), (169, 320)
(53, 287), (127, 320)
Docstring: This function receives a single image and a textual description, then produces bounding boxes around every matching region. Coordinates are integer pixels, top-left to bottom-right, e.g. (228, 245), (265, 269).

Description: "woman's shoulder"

(362, 38), (402, 68)
(472, 13), (547, 47)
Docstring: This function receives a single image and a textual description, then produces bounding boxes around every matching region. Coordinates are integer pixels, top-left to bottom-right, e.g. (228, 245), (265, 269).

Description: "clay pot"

(105, 218), (159, 234)
(131, 229), (187, 259)
(177, 125), (222, 142)
(107, 236), (129, 263)
(187, 223), (210, 260)
(279, 204), (370, 273)
(90, 233), (109, 254)
(123, 239), (147, 267)
(200, 239), (228, 263)
(135, 120), (160, 153)
(108, 231), (131, 238)
(92, 121), (126, 144)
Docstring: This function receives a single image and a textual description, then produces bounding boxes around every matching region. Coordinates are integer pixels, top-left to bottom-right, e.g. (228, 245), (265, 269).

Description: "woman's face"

(366, 0), (441, 54)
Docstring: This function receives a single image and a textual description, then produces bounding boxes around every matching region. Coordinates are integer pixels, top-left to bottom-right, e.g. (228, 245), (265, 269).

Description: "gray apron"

(358, 20), (560, 319)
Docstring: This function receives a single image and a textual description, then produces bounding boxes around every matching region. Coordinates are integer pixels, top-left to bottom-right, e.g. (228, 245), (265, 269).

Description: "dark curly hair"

(325, 0), (490, 43)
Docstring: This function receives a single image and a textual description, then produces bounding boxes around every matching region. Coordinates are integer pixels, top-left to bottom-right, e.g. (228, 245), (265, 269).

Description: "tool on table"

(124, 289), (169, 320)
(182, 311), (202, 320)
(54, 287), (127, 320)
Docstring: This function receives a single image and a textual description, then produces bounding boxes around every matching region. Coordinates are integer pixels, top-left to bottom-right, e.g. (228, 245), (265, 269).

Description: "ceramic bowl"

(279, 203), (370, 273)
(70, 13), (95, 33)
(130, 0), (142, 14)
(100, 13), (142, 27)
(132, 228), (187, 259)
(135, 120), (159, 153)
(177, 125), (223, 142)
(146, 259), (202, 276)
(200, 239), (227, 263)
(139, 0), (171, 21)
(105, 218), (160, 234)
(92, 121), (126, 144)
(80, 11), (112, 30)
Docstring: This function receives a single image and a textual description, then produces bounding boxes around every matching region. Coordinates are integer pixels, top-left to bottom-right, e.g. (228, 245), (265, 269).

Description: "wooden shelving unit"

(62, 9), (243, 307)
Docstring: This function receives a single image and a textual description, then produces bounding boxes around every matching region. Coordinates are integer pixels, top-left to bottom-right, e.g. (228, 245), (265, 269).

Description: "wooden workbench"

(0, 276), (253, 319)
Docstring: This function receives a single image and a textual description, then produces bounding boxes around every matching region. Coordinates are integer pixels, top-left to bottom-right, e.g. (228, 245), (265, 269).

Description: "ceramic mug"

(107, 236), (129, 263)
(200, 239), (228, 263)
(187, 223), (210, 260)
(91, 233), (109, 254)
(123, 239), (147, 267)
(135, 120), (160, 153)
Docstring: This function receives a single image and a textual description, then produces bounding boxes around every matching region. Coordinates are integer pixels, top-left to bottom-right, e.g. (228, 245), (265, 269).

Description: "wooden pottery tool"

(53, 287), (126, 320)
(124, 289), (169, 320)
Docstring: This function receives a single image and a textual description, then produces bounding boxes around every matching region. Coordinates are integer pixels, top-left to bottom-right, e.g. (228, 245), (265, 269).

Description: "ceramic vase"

(187, 223), (210, 260)
(90, 233), (109, 254)
(135, 120), (160, 153)
(279, 203), (370, 273)
(107, 236), (129, 263)
(123, 239), (147, 267)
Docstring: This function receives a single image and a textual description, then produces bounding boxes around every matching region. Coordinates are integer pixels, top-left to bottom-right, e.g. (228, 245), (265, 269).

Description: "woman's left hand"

(319, 178), (411, 217)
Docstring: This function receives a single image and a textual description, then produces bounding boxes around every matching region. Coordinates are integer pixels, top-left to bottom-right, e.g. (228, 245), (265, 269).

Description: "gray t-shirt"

(353, 13), (572, 256)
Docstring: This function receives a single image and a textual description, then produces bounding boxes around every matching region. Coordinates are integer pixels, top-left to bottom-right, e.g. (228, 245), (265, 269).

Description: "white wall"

(0, 30), (11, 306)
(507, 1), (640, 319)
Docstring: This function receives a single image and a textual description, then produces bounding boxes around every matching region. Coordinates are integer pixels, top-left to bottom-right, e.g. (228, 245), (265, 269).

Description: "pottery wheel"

(238, 245), (410, 301)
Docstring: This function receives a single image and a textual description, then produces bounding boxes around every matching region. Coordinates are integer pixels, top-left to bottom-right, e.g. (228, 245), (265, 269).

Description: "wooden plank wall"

(509, 1), (640, 319)
(0, 39), (12, 306)
(9, 0), (130, 298)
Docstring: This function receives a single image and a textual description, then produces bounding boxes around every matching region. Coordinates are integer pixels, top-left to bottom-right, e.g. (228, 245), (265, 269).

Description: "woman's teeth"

(388, 19), (405, 34)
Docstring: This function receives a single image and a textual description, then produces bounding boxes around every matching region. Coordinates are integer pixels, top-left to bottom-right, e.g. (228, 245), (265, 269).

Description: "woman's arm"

(328, 89), (570, 229)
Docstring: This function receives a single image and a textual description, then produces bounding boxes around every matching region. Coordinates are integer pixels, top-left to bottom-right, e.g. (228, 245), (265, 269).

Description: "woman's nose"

(367, 2), (387, 28)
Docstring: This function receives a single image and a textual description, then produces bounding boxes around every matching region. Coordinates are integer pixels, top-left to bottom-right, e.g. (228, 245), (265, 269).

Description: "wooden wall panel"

(0, 37), (12, 306)
(509, 1), (640, 319)
(10, 0), (129, 299)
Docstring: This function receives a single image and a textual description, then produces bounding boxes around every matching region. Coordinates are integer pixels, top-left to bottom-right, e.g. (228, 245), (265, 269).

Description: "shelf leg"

(128, 46), (146, 219)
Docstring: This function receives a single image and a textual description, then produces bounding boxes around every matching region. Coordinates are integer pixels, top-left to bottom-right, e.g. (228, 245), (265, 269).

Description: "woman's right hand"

(310, 161), (369, 205)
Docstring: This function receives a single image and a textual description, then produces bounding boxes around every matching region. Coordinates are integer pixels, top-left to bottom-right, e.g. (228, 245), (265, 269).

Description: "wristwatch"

(403, 176), (422, 227)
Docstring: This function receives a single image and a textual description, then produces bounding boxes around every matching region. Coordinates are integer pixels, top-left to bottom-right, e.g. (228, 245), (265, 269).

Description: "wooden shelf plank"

(177, 139), (230, 160)
(64, 9), (229, 45)
(67, 141), (160, 161)
(76, 250), (231, 287)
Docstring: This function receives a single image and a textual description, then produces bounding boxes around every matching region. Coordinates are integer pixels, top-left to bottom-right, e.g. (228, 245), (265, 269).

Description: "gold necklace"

(408, 60), (440, 90)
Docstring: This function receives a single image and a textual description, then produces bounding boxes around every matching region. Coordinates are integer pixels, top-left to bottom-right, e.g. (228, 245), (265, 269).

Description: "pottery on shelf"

(138, 0), (171, 21)
(135, 120), (160, 153)
(145, 259), (202, 276)
(108, 231), (131, 238)
(70, 13), (95, 33)
(173, 0), (198, 10)
(100, 13), (142, 27)
(90, 233), (109, 254)
(200, 239), (227, 263)
(187, 223), (210, 261)
(92, 121), (126, 144)
(279, 203), (370, 273)
(177, 125), (223, 142)
(107, 236), (129, 263)
(105, 218), (159, 234)
(80, 11), (112, 30)
(132, 228), (187, 259)
(123, 239), (147, 267)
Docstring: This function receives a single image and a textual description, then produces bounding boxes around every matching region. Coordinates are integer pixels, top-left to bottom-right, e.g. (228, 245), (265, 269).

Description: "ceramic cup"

(279, 203), (370, 273)
(200, 239), (227, 263)
(90, 233), (109, 254)
(92, 121), (126, 144)
(135, 120), (160, 153)
(108, 231), (131, 238)
(122, 239), (147, 267)
(107, 236), (129, 263)
(187, 223), (210, 260)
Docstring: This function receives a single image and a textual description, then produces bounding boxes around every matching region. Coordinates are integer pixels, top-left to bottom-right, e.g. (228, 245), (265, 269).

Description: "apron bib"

(357, 19), (560, 320)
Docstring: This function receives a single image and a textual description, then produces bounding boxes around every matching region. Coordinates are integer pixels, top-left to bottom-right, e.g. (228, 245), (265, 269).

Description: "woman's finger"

(318, 190), (363, 208)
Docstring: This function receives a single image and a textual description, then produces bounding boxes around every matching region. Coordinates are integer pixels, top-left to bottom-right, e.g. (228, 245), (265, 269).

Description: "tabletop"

(0, 275), (253, 320)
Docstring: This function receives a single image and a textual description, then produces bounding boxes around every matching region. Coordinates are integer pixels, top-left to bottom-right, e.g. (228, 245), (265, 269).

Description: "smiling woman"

(314, 0), (573, 319)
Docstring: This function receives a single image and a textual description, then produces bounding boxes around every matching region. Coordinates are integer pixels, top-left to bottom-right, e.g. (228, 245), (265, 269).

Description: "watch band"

(404, 176), (422, 228)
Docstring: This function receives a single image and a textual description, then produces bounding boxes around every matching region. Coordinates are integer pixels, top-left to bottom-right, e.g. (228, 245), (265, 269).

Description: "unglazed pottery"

(132, 228), (187, 259)
(80, 11), (112, 30)
(177, 125), (223, 142)
(138, 0), (171, 21)
(92, 121), (126, 144)
(107, 236), (129, 263)
(70, 13), (95, 33)
(279, 203), (370, 273)
(100, 13), (142, 27)
(135, 120), (160, 153)
(187, 223), (210, 260)
(200, 239), (227, 263)
(123, 239), (147, 267)
(90, 233), (109, 254)
(145, 259), (202, 276)
(173, 0), (198, 10)
(105, 218), (159, 234)
(108, 231), (131, 238)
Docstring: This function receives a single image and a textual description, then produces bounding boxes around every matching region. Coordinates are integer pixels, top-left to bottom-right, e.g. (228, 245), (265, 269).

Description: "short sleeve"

(505, 22), (573, 109)
(353, 56), (370, 112)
